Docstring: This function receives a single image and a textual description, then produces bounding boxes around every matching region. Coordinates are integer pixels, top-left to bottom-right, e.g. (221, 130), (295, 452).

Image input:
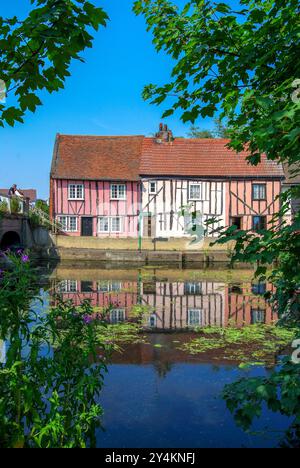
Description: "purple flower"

(83, 314), (93, 324)
(21, 255), (29, 263)
(17, 249), (23, 255)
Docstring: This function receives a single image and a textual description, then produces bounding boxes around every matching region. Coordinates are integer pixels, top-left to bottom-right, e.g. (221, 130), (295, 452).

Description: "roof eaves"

(139, 173), (284, 180)
(50, 133), (60, 177)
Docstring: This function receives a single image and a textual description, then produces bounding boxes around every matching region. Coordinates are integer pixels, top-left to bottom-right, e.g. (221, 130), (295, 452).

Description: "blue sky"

(0, 0), (215, 199)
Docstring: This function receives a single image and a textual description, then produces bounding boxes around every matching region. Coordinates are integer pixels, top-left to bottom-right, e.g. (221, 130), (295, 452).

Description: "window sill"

(68, 198), (85, 201)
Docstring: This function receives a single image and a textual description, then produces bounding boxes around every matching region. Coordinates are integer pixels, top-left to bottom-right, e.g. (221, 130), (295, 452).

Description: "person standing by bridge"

(8, 184), (24, 198)
(8, 184), (17, 196)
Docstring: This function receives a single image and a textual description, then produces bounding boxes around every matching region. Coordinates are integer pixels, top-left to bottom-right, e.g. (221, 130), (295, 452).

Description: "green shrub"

(10, 196), (21, 214)
(29, 211), (42, 228)
(35, 199), (49, 215)
(0, 199), (8, 213)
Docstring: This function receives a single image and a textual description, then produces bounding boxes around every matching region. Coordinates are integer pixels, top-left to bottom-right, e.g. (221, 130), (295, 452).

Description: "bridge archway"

(0, 231), (21, 250)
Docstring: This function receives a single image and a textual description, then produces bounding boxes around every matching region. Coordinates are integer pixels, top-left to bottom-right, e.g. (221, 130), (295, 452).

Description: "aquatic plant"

(95, 322), (148, 348)
(179, 324), (297, 366)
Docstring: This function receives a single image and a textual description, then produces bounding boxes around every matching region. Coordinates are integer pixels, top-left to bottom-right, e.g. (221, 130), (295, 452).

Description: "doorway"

(81, 217), (93, 236)
(143, 214), (155, 237)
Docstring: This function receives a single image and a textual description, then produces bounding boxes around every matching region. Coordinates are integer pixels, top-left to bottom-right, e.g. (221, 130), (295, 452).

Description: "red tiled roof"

(140, 138), (284, 178)
(51, 134), (144, 181)
(50, 134), (284, 180)
(0, 188), (37, 201)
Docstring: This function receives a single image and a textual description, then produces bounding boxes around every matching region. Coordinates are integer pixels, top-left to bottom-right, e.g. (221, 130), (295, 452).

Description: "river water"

(39, 262), (291, 448)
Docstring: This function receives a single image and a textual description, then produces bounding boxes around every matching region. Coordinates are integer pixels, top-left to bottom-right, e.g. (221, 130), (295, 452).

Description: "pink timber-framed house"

(50, 134), (143, 237)
(49, 127), (284, 238)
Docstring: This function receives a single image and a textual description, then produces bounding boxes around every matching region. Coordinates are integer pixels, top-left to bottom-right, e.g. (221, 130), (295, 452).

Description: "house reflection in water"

(52, 276), (276, 329)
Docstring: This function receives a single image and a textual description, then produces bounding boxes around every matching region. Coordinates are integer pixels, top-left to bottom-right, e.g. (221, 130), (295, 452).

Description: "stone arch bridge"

(0, 214), (34, 250)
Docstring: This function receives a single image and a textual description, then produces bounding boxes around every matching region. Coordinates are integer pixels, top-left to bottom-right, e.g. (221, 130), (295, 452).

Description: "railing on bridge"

(0, 195), (64, 233)
(29, 205), (63, 233)
(0, 194), (30, 216)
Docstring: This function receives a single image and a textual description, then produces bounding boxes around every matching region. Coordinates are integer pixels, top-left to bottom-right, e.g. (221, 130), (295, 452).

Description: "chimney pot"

(155, 123), (174, 143)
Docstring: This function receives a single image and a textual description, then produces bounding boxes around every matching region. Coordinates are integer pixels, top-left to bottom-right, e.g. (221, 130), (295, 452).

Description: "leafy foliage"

(29, 199), (50, 228)
(0, 253), (111, 448)
(188, 118), (230, 138)
(0, 200), (8, 214)
(223, 357), (300, 447)
(187, 126), (214, 138)
(0, 0), (108, 127)
(35, 199), (49, 215)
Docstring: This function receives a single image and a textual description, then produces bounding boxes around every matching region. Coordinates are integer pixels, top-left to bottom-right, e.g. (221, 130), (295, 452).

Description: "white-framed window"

(189, 183), (203, 200)
(251, 308), (266, 324)
(110, 308), (125, 324)
(184, 282), (202, 295)
(58, 280), (78, 293)
(98, 216), (123, 233)
(68, 184), (84, 200)
(149, 314), (157, 328)
(149, 182), (157, 194)
(188, 308), (204, 326)
(252, 184), (266, 201)
(98, 217), (109, 232)
(111, 217), (122, 232)
(98, 281), (122, 292)
(57, 215), (78, 232)
(110, 184), (126, 200)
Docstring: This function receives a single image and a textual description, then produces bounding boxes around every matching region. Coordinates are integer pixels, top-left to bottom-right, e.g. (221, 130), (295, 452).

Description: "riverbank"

(31, 234), (240, 266)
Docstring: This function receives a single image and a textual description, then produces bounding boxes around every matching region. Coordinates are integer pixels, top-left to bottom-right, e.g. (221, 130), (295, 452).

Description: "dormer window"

(68, 184), (84, 200)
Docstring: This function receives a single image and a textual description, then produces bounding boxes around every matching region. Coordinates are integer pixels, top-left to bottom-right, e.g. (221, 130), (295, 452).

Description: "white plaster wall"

(141, 179), (226, 238)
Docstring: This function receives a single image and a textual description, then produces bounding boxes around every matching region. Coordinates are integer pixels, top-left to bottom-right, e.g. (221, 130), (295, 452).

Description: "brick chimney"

(155, 123), (173, 143)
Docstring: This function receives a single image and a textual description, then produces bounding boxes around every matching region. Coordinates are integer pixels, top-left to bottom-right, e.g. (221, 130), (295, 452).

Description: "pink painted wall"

(59, 281), (138, 309)
(52, 179), (140, 237)
(225, 179), (282, 229)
